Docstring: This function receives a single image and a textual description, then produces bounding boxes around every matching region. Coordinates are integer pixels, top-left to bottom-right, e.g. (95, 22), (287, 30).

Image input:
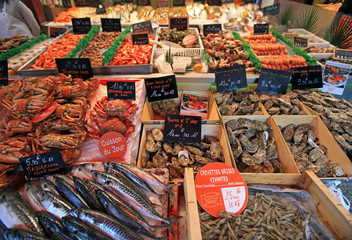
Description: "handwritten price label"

(99, 132), (127, 159)
(221, 186), (247, 213)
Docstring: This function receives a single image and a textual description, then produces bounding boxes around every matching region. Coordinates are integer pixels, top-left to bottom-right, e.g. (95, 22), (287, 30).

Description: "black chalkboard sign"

(193, 0), (204, 2)
(132, 33), (149, 45)
(169, 17), (189, 31)
(101, 18), (121, 32)
(164, 114), (201, 144)
(294, 36), (308, 48)
(0, 60), (8, 86)
(72, 18), (92, 34)
(137, 0), (151, 6)
(121, 0), (133, 3)
(203, 24), (222, 36)
(107, 81), (136, 100)
(132, 20), (153, 34)
(263, 3), (280, 16)
(145, 75), (178, 102)
(254, 24), (269, 35)
(48, 26), (68, 38)
(291, 66), (322, 90)
(207, 0), (221, 6)
(56, 58), (93, 79)
(333, 49), (352, 60)
(20, 150), (67, 180)
(96, 7), (106, 14)
(215, 65), (247, 92)
(173, 0), (185, 6)
(257, 68), (291, 94)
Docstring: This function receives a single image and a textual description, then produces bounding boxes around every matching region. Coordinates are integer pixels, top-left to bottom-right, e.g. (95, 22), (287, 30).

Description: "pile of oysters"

(258, 91), (306, 115)
(281, 123), (345, 177)
(151, 100), (179, 118)
(141, 128), (224, 179)
(214, 90), (262, 116)
(226, 118), (283, 173)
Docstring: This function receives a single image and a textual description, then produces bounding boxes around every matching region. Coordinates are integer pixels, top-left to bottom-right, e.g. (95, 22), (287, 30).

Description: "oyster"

(282, 124), (296, 142)
(152, 128), (164, 141)
(258, 92), (305, 115)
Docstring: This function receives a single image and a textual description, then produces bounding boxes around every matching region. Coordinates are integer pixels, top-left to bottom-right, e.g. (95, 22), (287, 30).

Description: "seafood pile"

(0, 74), (99, 186)
(141, 128), (224, 179)
(243, 34), (276, 44)
(258, 92), (306, 115)
(213, 90), (262, 116)
(132, 6), (188, 24)
(0, 162), (178, 239)
(0, 35), (29, 53)
(203, 32), (255, 72)
(200, 189), (334, 239)
(79, 31), (120, 67)
(281, 123), (345, 177)
(226, 118), (283, 173)
(260, 55), (307, 71)
(109, 35), (154, 66)
(158, 28), (200, 48)
(295, 90), (352, 160)
(31, 34), (84, 69)
(250, 43), (287, 56)
(305, 46), (335, 53)
(151, 100), (179, 118)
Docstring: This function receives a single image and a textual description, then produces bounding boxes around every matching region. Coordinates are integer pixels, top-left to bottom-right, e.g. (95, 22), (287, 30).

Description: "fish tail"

(166, 216), (182, 238)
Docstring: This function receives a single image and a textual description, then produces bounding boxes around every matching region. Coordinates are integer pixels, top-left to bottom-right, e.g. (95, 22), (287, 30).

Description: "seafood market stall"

(0, 0), (351, 239)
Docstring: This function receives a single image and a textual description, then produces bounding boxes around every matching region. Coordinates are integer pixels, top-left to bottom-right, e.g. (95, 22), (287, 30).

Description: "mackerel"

(22, 183), (45, 212)
(70, 166), (93, 181)
(39, 191), (73, 219)
(73, 176), (104, 211)
(82, 163), (105, 172)
(55, 177), (90, 209)
(37, 211), (71, 240)
(46, 175), (75, 188)
(3, 228), (49, 240)
(40, 178), (60, 196)
(0, 189), (43, 234)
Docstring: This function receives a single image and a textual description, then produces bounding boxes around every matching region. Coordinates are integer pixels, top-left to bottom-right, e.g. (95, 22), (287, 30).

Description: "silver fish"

(73, 176), (104, 211)
(22, 183), (45, 212)
(39, 191), (73, 219)
(3, 228), (49, 240)
(37, 211), (71, 240)
(40, 178), (60, 196)
(55, 177), (90, 209)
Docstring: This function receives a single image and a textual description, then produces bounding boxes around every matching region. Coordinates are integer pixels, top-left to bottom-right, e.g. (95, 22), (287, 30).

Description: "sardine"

(3, 228), (49, 240)
(0, 189), (43, 234)
(37, 211), (71, 240)
(62, 216), (111, 240)
(55, 177), (90, 209)
(73, 176), (104, 211)
(39, 191), (73, 219)
(70, 208), (144, 240)
(22, 183), (45, 212)
(40, 178), (60, 196)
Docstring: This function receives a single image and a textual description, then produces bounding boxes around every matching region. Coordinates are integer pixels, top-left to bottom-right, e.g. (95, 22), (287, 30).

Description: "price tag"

(203, 24), (222, 36)
(121, 0), (133, 3)
(20, 150), (67, 180)
(195, 162), (248, 218)
(132, 33), (149, 45)
(48, 26), (68, 38)
(164, 114), (201, 143)
(215, 65), (247, 92)
(291, 66), (322, 90)
(254, 24), (269, 35)
(96, 7), (106, 14)
(56, 58), (93, 79)
(283, 33), (298, 41)
(107, 81), (135, 100)
(72, 18), (92, 34)
(207, 0), (221, 6)
(333, 49), (352, 60)
(0, 60), (8, 86)
(145, 75), (178, 102)
(294, 36), (308, 48)
(257, 68), (291, 94)
(169, 17), (189, 31)
(173, 0), (185, 6)
(99, 132), (127, 159)
(132, 20), (153, 34)
(101, 18), (121, 32)
(137, 0), (151, 6)
(263, 3), (280, 16)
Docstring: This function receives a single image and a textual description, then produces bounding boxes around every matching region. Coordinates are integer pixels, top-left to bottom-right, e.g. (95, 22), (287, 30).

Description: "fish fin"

(166, 216), (182, 238)
(166, 183), (182, 197)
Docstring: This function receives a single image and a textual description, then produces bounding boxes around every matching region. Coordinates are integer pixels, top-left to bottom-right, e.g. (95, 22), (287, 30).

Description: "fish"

(22, 183), (45, 212)
(73, 176), (104, 211)
(70, 208), (144, 240)
(3, 228), (49, 240)
(91, 170), (180, 237)
(82, 163), (105, 172)
(70, 166), (93, 181)
(39, 191), (73, 219)
(40, 178), (60, 196)
(36, 211), (71, 240)
(55, 177), (90, 209)
(46, 175), (75, 188)
(62, 216), (111, 240)
(0, 189), (43, 234)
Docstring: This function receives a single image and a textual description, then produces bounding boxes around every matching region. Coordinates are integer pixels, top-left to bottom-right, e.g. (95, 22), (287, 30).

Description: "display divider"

(102, 26), (132, 65)
(232, 32), (262, 70)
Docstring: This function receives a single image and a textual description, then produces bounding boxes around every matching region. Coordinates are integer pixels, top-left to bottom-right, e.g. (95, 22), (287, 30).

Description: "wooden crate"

(222, 115), (300, 173)
(184, 168), (352, 239)
(273, 115), (352, 176)
(137, 123), (233, 169)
